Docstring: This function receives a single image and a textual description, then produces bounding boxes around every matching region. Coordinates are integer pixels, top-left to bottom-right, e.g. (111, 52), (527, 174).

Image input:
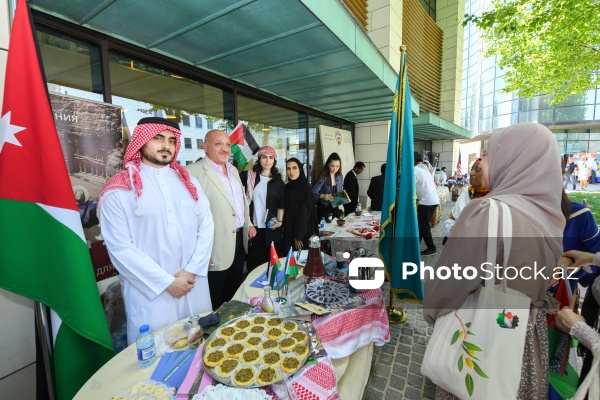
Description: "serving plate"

(201, 314), (311, 388)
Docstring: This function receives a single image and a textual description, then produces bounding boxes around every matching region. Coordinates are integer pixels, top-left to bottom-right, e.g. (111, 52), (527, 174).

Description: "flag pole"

(35, 302), (57, 400)
(386, 45), (408, 324)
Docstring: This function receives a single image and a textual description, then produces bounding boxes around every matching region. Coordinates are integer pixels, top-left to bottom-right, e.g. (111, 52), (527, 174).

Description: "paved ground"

(362, 198), (454, 400)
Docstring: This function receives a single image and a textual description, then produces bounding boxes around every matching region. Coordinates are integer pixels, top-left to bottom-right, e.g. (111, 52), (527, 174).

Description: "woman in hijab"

(424, 123), (565, 399)
(284, 158), (318, 251)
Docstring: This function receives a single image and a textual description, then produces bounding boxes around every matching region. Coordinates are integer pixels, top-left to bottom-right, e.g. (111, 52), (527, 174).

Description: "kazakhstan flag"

(378, 53), (423, 303)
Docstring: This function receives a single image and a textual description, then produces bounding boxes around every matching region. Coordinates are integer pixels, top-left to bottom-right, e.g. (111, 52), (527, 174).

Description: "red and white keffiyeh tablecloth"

(245, 289), (388, 399)
(285, 357), (340, 400)
(247, 289), (389, 360)
(311, 289), (390, 359)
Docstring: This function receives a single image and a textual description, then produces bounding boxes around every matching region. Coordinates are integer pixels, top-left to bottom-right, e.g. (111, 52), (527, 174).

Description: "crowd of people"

(97, 117), (599, 398)
(98, 117), (379, 345)
(565, 156), (599, 191)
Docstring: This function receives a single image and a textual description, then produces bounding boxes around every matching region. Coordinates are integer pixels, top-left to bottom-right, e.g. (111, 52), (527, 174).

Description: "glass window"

(540, 94), (556, 108)
(108, 51), (233, 165)
(481, 67), (495, 84)
(36, 25), (103, 101)
(568, 132), (590, 141)
(554, 133), (568, 141)
(589, 132), (600, 140)
(207, 120), (214, 130)
(196, 138), (203, 149)
(493, 114), (512, 130)
(195, 116), (203, 128)
(495, 90), (512, 104)
(480, 118), (492, 132)
(558, 90), (595, 107)
(481, 105), (493, 119)
(481, 93), (494, 109)
(567, 140), (587, 153)
(237, 95), (307, 179)
(555, 105), (594, 123)
(495, 101), (513, 116)
(539, 108), (555, 123)
(588, 141), (600, 153)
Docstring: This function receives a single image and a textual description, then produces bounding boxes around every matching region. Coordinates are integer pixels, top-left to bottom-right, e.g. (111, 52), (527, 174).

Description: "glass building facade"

(461, 0), (600, 155)
(35, 19), (352, 180)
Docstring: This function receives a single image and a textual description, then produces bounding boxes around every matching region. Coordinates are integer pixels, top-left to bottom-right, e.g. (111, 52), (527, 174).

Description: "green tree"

(465, 0), (600, 104)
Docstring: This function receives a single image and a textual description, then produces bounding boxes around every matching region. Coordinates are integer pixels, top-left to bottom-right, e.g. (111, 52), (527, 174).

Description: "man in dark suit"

(367, 163), (385, 211)
(343, 161), (365, 215)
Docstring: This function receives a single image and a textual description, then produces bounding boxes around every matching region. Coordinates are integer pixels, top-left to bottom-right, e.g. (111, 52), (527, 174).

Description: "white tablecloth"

(320, 212), (381, 255)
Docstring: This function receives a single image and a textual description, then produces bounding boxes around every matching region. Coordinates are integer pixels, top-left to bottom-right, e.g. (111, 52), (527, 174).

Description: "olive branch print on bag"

(451, 313), (489, 396)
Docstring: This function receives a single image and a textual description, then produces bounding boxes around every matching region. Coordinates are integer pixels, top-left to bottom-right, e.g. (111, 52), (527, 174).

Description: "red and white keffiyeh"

(98, 119), (198, 216)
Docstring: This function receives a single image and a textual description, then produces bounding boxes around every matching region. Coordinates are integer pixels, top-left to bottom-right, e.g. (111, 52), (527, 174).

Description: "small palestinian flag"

(496, 309), (519, 329)
(230, 123), (259, 169)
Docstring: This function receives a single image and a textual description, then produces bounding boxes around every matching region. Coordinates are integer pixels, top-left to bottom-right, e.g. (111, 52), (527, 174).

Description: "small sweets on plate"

(203, 349), (225, 367)
(225, 343), (245, 358)
(279, 337), (297, 352)
(266, 327), (284, 340)
(281, 356), (302, 374)
(216, 359), (240, 378)
(240, 349), (261, 365)
(232, 365), (256, 387)
(257, 366), (279, 386)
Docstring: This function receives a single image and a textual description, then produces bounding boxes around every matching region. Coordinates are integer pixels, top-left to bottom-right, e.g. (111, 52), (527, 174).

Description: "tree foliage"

(464, 0), (600, 104)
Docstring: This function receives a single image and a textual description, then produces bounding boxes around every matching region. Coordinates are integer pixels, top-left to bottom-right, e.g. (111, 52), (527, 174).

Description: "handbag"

(422, 199), (531, 399)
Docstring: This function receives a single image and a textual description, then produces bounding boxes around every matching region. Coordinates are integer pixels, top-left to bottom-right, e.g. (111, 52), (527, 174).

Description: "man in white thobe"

(99, 117), (214, 344)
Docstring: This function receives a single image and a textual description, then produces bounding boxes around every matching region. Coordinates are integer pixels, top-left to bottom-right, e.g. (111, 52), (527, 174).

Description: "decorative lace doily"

(193, 384), (272, 400)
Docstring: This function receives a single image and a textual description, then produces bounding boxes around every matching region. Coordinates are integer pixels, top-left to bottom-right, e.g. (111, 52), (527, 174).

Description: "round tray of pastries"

(202, 314), (311, 388)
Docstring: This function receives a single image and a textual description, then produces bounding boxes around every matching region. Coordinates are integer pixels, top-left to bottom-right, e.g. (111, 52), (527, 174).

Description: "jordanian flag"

(268, 243), (283, 289)
(230, 123), (259, 169)
(0, 1), (114, 399)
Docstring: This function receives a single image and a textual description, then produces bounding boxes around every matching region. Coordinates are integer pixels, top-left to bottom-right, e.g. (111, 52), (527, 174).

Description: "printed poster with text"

(50, 92), (128, 352)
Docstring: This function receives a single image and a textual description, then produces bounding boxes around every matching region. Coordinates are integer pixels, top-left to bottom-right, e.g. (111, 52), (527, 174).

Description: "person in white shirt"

(415, 159), (440, 256)
(99, 117), (214, 345)
(434, 166), (448, 186)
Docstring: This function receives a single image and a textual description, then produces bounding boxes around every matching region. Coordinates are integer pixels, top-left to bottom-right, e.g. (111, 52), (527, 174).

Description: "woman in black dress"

(283, 158), (318, 251)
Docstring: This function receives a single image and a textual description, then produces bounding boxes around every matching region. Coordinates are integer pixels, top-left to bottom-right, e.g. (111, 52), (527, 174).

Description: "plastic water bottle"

(356, 202), (362, 212)
(136, 324), (156, 368)
(320, 217), (326, 232)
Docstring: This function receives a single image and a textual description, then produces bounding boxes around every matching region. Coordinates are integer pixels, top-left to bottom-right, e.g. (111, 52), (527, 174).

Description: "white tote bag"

(422, 199), (531, 399)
